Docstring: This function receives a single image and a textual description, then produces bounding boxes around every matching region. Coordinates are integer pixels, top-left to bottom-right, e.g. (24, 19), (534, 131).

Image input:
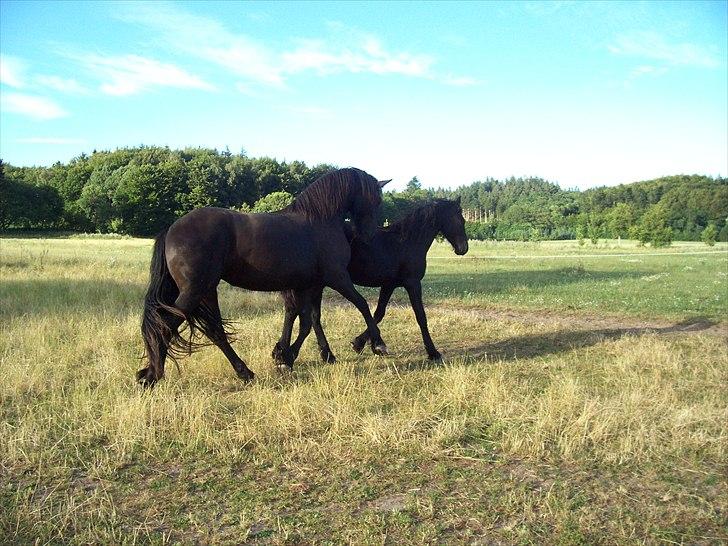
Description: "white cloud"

(36, 75), (89, 94)
(1, 92), (68, 119)
(609, 32), (720, 68)
(117, 3), (285, 85)
(0, 55), (25, 88)
(78, 54), (215, 95)
(17, 137), (86, 145)
(629, 65), (668, 79)
(281, 37), (433, 77)
(117, 3), (452, 86)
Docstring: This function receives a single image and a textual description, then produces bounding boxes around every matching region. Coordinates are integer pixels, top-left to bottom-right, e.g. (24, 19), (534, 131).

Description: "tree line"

(1, 146), (726, 245)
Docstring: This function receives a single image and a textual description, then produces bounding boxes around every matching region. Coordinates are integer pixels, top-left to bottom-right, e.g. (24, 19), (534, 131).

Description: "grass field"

(1, 236), (727, 544)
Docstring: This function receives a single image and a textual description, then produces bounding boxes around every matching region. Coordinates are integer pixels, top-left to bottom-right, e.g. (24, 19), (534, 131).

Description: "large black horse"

(274, 197), (468, 368)
(139, 167), (389, 387)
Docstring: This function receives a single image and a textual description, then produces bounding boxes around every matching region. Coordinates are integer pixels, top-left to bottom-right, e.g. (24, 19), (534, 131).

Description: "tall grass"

(1, 237), (726, 543)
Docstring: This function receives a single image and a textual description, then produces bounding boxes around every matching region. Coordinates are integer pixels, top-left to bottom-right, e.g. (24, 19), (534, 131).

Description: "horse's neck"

(408, 218), (440, 255)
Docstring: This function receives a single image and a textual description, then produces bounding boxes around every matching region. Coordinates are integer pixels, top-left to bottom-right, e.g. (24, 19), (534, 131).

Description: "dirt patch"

(368, 492), (410, 512)
(436, 306), (727, 338)
(321, 293), (726, 338)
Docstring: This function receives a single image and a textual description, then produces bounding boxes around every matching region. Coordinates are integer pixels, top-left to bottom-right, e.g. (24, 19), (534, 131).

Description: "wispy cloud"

(0, 55), (26, 88)
(1, 92), (68, 119)
(629, 65), (668, 79)
(77, 54), (215, 95)
(17, 137), (86, 145)
(281, 36), (433, 77)
(117, 3), (464, 87)
(35, 75), (89, 94)
(609, 32), (720, 68)
(117, 3), (286, 86)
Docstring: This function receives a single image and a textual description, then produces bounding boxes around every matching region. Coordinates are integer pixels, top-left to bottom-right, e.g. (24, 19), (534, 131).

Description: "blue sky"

(1, 1), (726, 190)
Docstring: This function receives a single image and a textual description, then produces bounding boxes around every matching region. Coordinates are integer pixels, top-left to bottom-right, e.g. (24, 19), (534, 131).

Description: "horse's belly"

(223, 256), (317, 292)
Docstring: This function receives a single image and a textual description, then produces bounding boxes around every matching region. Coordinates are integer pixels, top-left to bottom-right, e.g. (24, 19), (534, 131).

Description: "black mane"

(383, 199), (453, 241)
(287, 167), (380, 221)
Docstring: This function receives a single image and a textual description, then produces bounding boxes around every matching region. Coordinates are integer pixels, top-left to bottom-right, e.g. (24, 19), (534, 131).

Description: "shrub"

(701, 223), (718, 246)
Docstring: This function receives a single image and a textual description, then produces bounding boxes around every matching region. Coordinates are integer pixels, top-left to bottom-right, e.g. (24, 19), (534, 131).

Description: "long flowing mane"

(286, 167), (380, 221)
(383, 199), (451, 241)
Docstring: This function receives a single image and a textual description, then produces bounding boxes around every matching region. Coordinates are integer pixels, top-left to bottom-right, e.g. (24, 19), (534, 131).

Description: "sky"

(0, 1), (726, 191)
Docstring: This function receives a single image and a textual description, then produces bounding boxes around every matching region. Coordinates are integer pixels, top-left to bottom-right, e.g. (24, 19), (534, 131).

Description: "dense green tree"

(606, 203), (636, 238)
(252, 191), (294, 213)
(1, 146), (724, 241)
(633, 204), (673, 247)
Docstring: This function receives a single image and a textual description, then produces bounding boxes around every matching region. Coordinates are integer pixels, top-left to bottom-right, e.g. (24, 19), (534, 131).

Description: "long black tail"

(141, 228), (182, 376)
(141, 229), (236, 377)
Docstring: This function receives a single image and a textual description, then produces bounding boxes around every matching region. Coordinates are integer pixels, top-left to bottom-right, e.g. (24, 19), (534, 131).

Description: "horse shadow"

(389, 317), (723, 373)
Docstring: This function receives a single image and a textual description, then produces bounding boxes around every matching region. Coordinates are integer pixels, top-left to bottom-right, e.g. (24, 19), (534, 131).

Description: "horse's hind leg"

(138, 290), (202, 387)
(138, 308), (184, 388)
(287, 306), (313, 364)
(309, 288), (336, 363)
(272, 308), (298, 370)
(287, 287), (334, 364)
(201, 291), (254, 382)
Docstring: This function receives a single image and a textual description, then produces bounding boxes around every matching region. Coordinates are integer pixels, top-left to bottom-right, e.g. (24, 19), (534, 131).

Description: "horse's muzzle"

(455, 241), (469, 255)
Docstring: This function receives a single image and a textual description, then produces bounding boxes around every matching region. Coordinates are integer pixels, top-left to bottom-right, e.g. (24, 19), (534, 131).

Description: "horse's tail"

(142, 228), (236, 377)
(141, 228), (183, 376)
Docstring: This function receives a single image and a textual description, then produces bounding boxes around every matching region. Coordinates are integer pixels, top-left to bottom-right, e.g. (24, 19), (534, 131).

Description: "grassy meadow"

(1, 236), (727, 544)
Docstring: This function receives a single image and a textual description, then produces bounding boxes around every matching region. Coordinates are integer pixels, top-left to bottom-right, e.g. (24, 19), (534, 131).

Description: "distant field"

(1, 236), (726, 544)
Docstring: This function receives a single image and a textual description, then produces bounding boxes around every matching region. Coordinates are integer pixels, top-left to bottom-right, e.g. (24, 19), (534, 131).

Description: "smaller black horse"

(274, 197), (468, 368)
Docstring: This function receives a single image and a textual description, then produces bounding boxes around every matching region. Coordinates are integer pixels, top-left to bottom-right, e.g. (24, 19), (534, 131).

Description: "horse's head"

(350, 175), (389, 240)
(437, 197), (469, 255)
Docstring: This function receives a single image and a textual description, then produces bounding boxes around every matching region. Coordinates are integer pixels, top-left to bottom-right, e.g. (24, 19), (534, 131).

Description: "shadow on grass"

(390, 318), (721, 373)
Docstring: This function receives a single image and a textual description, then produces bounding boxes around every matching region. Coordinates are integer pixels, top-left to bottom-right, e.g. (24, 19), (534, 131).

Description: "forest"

(1, 146), (726, 244)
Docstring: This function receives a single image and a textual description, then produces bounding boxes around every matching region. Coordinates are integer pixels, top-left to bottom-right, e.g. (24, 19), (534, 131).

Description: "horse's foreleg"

(351, 284), (395, 354)
(327, 276), (387, 356)
(404, 280), (440, 361)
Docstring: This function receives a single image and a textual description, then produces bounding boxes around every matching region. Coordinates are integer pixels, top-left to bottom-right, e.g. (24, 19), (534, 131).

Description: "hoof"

(372, 343), (388, 356)
(428, 350), (443, 362)
(351, 338), (366, 354)
(320, 349), (337, 364)
(136, 367), (158, 389)
(236, 369), (255, 383)
(276, 364), (293, 375)
(272, 343), (294, 368)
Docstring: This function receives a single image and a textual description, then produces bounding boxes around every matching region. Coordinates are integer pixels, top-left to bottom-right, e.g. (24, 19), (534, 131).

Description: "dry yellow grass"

(1, 236), (727, 543)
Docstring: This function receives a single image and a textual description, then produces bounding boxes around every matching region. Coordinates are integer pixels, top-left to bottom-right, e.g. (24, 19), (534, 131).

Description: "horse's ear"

(378, 179), (391, 188)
